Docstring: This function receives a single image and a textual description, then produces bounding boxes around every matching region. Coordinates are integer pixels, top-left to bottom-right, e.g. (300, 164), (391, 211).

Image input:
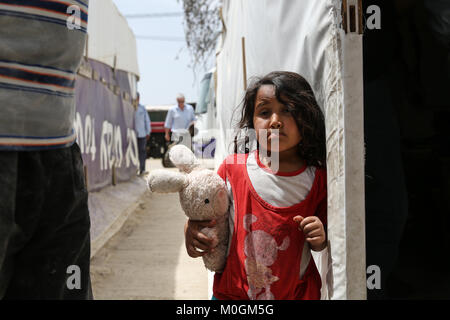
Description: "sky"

(112, 0), (214, 106)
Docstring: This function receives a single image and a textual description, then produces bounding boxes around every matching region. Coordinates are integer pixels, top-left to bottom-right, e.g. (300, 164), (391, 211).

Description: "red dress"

(213, 153), (327, 300)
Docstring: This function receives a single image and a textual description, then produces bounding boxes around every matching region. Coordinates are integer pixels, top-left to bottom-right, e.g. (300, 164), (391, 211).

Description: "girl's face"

(252, 84), (302, 153)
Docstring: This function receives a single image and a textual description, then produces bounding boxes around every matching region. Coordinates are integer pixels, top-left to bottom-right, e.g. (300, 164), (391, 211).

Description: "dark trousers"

(0, 143), (92, 299)
(137, 137), (147, 173)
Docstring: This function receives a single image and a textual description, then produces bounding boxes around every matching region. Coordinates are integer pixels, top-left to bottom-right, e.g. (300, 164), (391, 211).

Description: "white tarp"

(86, 0), (140, 77)
(214, 0), (366, 299)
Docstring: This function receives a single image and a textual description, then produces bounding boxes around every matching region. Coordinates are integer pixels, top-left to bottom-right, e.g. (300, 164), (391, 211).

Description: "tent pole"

(358, 0), (363, 34)
(241, 37), (247, 90)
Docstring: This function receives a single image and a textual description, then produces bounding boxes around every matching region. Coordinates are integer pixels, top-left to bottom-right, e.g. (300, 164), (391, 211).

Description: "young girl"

(185, 71), (329, 300)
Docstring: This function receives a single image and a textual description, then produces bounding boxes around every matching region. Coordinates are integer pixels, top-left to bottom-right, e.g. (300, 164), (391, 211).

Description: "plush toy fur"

(147, 144), (229, 272)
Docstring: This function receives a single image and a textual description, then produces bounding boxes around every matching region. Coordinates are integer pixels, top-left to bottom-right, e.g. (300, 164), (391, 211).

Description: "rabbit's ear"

(169, 144), (199, 173)
(147, 169), (188, 193)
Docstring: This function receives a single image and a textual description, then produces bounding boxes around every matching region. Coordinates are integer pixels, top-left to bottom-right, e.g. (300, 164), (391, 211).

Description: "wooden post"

(342, 0), (348, 33)
(344, 0), (364, 34)
(349, 5), (356, 33)
(112, 162), (117, 186)
(241, 37), (247, 90)
(358, 0), (363, 34)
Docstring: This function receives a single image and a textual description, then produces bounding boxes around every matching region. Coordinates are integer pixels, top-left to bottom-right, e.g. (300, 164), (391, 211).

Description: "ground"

(90, 158), (209, 300)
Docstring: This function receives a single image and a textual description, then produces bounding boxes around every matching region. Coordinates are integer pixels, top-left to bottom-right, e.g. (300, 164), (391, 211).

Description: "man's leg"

(137, 137), (147, 174)
(0, 151), (23, 299)
(3, 144), (92, 299)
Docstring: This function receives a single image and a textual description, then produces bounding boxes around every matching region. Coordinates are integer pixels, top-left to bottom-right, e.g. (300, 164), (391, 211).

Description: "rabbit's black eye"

(204, 199), (209, 204)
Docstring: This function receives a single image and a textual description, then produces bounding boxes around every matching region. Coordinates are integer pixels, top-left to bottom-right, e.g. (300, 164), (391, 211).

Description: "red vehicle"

(145, 105), (171, 158)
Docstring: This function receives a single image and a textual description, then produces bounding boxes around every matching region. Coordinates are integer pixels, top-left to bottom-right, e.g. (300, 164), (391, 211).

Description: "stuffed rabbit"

(147, 144), (229, 272)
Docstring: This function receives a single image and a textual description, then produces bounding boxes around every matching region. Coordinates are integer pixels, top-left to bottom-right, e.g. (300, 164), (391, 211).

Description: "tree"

(178, 0), (222, 73)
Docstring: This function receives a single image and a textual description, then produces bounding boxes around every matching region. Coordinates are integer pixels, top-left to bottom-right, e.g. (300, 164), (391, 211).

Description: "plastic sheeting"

(74, 0), (140, 191)
(214, 0), (366, 299)
(86, 0), (140, 77)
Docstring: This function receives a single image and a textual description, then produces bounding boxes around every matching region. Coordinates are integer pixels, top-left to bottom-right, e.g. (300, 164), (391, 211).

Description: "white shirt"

(164, 104), (196, 131)
(247, 151), (316, 207)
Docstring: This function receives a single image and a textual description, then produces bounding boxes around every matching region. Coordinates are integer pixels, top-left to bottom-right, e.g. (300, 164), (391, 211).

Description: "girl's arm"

(311, 192), (331, 299)
(294, 187), (330, 299)
(293, 215), (326, 251)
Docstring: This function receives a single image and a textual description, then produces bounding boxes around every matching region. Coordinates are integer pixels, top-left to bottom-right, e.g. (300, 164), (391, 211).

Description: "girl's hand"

(184, 219), (217, 258)
(293, 215), (326, 251)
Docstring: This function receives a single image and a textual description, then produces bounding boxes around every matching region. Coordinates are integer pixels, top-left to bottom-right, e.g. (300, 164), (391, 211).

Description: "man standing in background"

(0, 0), (92, 299)
(164, 93), (196, 144)
(134, 93), (151, 176)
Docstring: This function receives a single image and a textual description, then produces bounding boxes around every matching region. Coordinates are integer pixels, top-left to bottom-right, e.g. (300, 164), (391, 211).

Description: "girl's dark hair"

(235, 71), (326, 168)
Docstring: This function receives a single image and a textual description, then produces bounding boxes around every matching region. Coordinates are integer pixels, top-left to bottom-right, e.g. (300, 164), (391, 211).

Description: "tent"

(75, 0), (140, 192)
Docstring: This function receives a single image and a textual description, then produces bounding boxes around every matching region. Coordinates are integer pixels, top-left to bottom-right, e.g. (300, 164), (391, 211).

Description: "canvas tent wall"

(86, 0), (140, 82)
(75, 0), (140, 192)
(214, 0), (366, 299)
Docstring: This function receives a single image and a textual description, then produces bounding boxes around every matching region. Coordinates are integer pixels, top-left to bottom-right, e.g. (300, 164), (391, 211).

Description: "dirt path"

(90, 158), (209, 300)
